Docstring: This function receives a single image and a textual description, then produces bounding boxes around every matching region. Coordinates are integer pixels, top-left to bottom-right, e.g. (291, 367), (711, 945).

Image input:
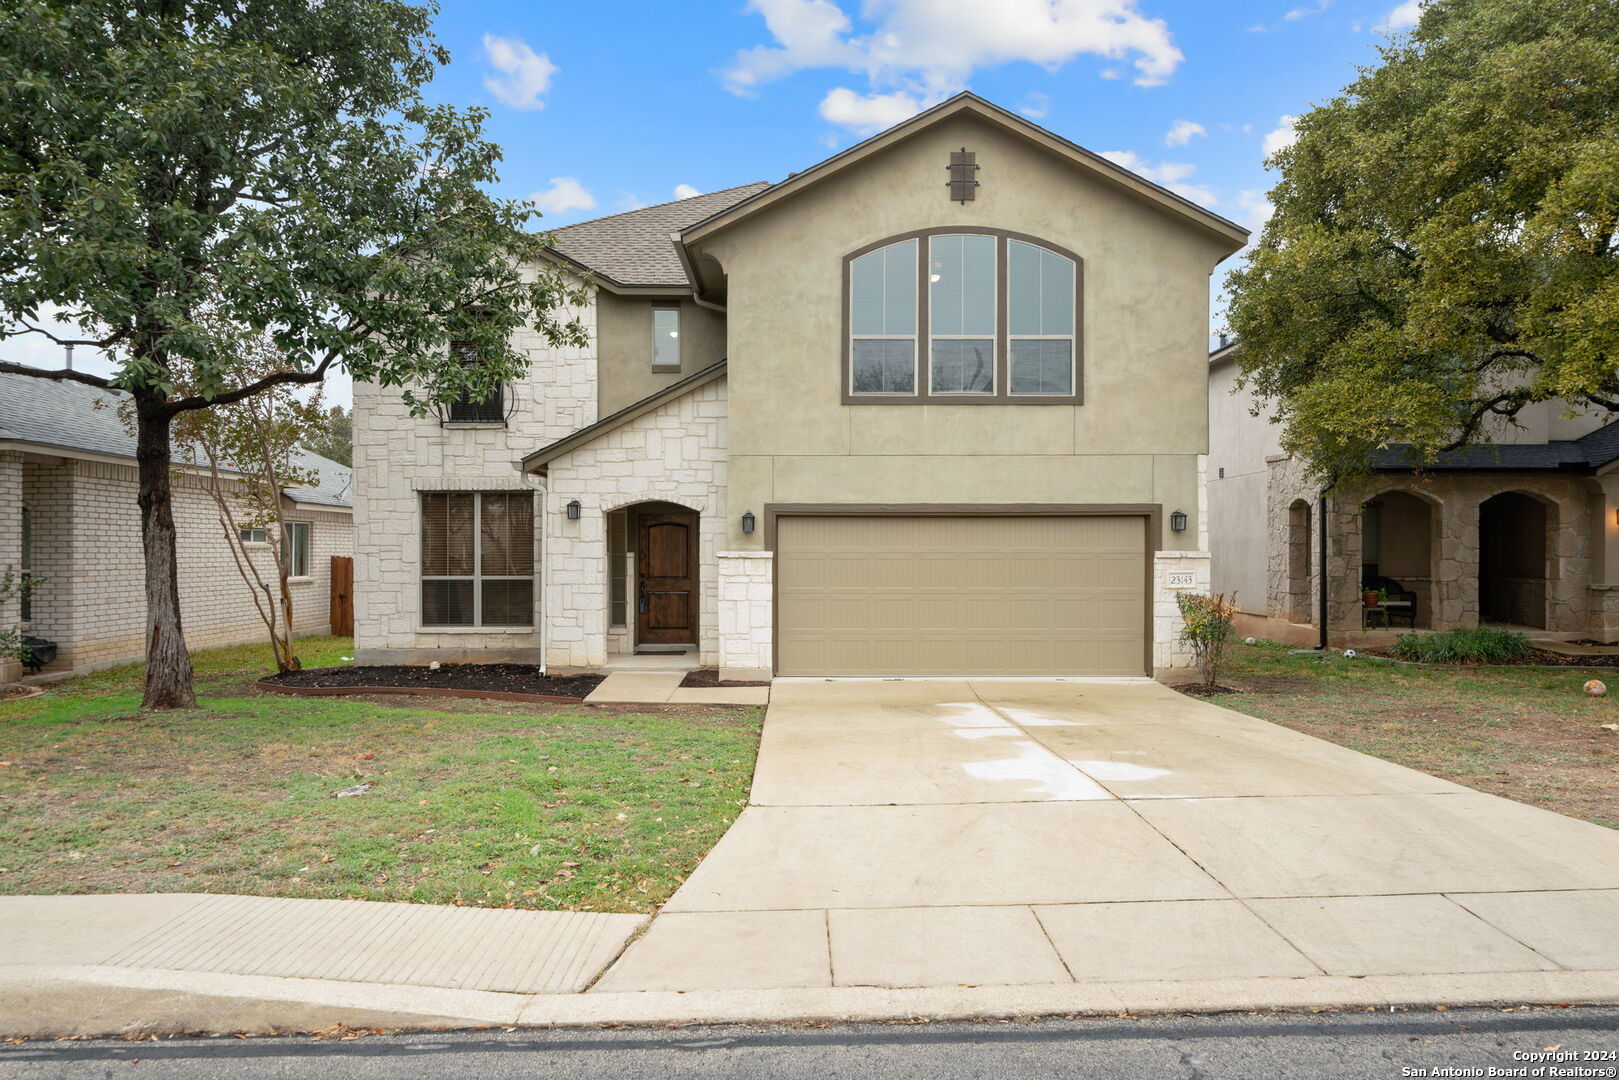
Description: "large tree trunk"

(135, 396), (196, 709)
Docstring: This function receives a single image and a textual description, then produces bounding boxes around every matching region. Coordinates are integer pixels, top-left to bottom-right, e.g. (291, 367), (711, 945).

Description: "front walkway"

(591, 679), (1619, 993)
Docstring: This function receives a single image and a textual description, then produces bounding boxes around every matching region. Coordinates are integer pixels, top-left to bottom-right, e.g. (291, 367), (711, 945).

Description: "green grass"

(1203, 640), (1619, 826)
(0, 638), (762, 911)
(1386, 626), (1534, 664)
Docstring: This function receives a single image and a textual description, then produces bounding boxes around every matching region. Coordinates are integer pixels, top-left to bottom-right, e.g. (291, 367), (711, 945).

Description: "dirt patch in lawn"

(263, 664), (606, 699)
(680, 668), (771, 689)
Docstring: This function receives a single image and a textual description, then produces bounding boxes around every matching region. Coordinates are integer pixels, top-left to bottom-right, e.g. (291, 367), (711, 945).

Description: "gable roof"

(521, 360), (727, 473)
(679, 93), (1250, 254)
(546, 184), (770, 289)
(0, 370), (353, 508)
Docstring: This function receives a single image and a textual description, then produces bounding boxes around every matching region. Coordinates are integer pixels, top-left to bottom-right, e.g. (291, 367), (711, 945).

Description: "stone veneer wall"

(1266, 455), (1595, 636)
(717, 550), (772, 679)
(351, 287), (595, 664)
(1153, 550), (1210, 672)
(542, 377), (728, 670)
(7, 452), (350, 675)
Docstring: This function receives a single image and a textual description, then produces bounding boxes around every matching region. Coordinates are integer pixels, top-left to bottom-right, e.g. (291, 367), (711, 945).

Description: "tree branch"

(0, 360), (113, 390)
(163, 351), (338, 415)
(6, 322), (127, 349)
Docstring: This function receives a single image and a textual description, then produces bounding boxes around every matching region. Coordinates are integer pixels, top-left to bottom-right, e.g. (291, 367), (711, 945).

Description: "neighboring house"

(0, 371), (354, 679)
(353, 93), (1248, 678)
(1208, 340), (1619, 644)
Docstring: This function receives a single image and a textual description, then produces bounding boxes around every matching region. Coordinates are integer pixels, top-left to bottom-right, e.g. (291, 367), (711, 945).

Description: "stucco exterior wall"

(352, 289), (595, 664)
(542, 376), (728, 670)
(1207, 353), (1283, 614)
(595, 293), (727, 416)
(699, 112), (1232, 558)
(9, 451), (350, 676)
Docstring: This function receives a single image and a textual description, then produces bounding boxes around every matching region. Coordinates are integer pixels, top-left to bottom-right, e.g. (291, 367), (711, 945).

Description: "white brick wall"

(8, 452), (352, 675)
(543, 377), (728, 669)
(351, 286), (595, 664)
(1153, 549), (1211, 672)
(717, 550), (772, 679)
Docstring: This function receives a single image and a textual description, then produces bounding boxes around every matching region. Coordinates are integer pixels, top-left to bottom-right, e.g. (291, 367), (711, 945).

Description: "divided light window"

(420, 492), (534, 627)
(849, 238), (918, 394)
(846, 230), (1080, 402)
(446, 311), (506, 423)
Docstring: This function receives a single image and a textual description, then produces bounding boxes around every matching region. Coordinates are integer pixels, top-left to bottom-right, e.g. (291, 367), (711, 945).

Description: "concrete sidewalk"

(585, 671), (769, 706)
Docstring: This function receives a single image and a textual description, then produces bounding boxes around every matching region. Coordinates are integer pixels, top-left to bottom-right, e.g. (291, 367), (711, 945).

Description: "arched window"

(845, 229), (1081, 403)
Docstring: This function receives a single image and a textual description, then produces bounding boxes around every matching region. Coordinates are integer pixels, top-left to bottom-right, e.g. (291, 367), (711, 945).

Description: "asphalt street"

(2, 1007), (1617, 1079)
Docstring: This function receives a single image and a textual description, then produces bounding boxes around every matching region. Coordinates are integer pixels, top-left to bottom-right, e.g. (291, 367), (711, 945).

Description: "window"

(608, 510), (628, 627)
(19, 506), (30, 623)
(421, 492), (534, 627)
(849, 238), (918, 394)
(239, 526), (267, 543)
(446, 312), (506, 423)
(1009, 240), (1076, 395)
(844, 230), (1081, 403)
(284, 522), (311, 578)
(929, 234), (996, 394)
(652, 305), (681, 370)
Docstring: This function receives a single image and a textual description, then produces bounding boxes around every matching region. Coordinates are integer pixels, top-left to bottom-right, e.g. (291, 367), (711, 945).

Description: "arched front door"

(637, 510), (698, 646)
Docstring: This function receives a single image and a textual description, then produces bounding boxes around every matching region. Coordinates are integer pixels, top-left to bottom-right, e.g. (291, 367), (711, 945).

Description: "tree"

(1225, 0), (1619, 482)
(305, 405), (352, 467)
(168, 332), (332, 673)
(1176, 591), (1239, 690)
(0, 0), (587, 708)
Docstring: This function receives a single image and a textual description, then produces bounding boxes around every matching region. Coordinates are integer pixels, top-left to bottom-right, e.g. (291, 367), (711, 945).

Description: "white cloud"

(1099, 67), (1123, 80)
(1100, 149), (1217, 206)
(1378, 0), (1422, 31)
(528, 177), (596, 216)
(1164, 119), (1205, 147)
(673, 184), (703, 200)
(1018, 91), (1050, 120)
(818, 87), (931, 135)
(1284, 0), (1330, 21)
(724, 0), (1184, 129)
(1262, 115), (1299, 158)
(482, 34), (558, 110)
(1236, 189), (1275, 232)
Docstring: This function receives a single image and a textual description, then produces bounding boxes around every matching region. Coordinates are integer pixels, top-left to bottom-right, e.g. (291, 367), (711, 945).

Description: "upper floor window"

(445, 309), (506, 424)
(845, 230), (1081, 403)
(652, 304), (681, 370)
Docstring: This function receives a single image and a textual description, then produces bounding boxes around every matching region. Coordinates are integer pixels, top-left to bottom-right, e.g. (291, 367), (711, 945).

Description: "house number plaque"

(1167, 572), (1196, 589)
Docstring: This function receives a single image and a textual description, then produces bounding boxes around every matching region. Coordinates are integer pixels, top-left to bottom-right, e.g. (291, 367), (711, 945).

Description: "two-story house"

(352, 94), (1248, 679)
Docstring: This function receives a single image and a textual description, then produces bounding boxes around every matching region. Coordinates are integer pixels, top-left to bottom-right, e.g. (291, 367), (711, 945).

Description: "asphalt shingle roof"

(1374, 423), (1619, 474)
(0, 370), (352, 508)
(547, 182), (771, 286)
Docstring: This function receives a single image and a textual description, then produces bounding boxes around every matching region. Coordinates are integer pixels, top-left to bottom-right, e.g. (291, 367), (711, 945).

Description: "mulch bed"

(262, 664), (606, 699)
(1172, 683), (1242, 697)
(679, 668), (771, 689)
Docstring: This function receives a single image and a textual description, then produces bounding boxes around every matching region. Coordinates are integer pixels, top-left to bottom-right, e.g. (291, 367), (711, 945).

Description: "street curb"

(2, 964), (1614, 1038)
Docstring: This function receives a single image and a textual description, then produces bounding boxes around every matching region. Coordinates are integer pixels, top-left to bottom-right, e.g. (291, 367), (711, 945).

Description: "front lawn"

(0, 638), (761, 912)
(1203, 641), (1619, 828)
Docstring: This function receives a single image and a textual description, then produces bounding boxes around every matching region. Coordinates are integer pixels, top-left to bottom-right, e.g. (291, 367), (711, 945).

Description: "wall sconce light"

(741, 511), (756, 534)
(1170, 509), (1188, 533)
(565, 499), (581, 521)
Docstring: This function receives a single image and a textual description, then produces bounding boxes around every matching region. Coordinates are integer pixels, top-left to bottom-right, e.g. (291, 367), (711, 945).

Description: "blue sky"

(11, 0), (1424, 403)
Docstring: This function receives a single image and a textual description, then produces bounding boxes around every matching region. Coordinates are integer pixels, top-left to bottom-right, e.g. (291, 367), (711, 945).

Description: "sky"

(6, 0), (1425, 406)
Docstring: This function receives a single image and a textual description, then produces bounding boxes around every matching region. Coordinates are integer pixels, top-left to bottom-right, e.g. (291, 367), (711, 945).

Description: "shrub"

(1387, 626), (1533, 664)
(1177, 591), (1239, 687)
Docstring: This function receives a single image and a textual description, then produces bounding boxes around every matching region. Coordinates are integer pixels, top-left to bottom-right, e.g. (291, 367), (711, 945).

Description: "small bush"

(1387, 626), (1533, 664)
(1177, 591), (1239, 687)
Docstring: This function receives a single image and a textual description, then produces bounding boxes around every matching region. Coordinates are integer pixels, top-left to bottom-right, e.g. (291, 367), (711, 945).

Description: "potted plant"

(1364, 587), (1380, 608)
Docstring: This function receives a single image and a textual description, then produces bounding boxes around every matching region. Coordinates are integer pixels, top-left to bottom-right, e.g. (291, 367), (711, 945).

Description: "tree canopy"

(0, 0), (588, 706)
(1225, 0), (1619, 481)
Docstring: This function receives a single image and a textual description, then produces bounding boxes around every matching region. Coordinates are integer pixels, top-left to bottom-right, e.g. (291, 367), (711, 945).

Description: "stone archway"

(1478, 491), (1550, 628)
(1362, 489), (1438, 628)
(1285, 499), (1313, 624)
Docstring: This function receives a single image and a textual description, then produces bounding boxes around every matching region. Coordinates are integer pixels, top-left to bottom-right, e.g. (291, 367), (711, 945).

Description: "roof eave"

(535, 247), (695, 296)
(520, 361), (728, 472)
(678, 93), (1249, 252)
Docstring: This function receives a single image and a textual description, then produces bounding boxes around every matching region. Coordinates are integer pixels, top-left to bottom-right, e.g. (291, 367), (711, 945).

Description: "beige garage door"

(775, 515), (1148, 677)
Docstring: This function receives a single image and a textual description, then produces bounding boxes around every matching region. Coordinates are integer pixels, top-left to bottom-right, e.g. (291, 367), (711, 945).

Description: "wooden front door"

(636, 511), (698, 646)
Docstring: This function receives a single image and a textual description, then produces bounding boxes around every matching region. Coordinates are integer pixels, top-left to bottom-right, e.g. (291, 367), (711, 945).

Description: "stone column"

(1153, 550), (1210, 673)
(717, 550), (773, 681)
(0, 451), (23, 682)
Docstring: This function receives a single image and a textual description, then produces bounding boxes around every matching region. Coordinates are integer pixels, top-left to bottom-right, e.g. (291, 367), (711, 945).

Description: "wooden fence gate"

(329, 555), (354, 637)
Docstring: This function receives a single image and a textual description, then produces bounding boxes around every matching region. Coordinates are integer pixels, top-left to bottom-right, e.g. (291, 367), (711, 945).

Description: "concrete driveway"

(593, 680), (1619, 994)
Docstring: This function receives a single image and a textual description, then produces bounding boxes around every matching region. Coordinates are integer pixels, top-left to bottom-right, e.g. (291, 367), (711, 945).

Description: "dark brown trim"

(840, 228), (1084, 406)
(677, 93), (1249, 252)
(521, 361), (726, 472)
(763, 502), (1162, 677)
